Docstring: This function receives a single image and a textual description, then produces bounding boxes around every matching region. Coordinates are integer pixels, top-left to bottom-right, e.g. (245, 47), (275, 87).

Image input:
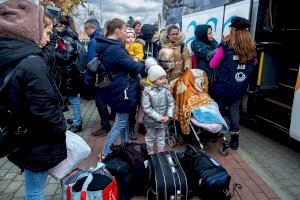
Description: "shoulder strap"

(0, 55), (38, 92)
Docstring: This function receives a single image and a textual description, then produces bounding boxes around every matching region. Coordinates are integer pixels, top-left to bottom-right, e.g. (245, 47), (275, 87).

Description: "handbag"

(61, 163), (118, 200)
(48, 131), (91, 179)
(136, 106), (144, 124)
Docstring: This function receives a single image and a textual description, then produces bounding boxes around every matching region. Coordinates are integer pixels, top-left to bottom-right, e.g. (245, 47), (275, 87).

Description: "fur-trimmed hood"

(159, 30), (185, 46)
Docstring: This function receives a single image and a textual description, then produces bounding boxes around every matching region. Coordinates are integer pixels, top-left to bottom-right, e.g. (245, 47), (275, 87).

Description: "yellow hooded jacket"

(125, 42), (144, 61)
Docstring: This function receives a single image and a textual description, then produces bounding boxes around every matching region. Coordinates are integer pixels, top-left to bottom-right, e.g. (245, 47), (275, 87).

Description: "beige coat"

(159, 31), (192, 81)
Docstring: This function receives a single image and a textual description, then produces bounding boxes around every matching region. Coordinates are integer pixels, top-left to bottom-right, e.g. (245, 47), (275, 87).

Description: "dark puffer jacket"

(94, 36), (144, 113)
(191, 24), (219, 78)
(0, 37), (67, 172)
(57, 27), (81, 96)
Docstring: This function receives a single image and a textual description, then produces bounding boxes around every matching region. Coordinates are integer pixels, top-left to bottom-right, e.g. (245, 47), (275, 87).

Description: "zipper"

(206, 172), (228, 186)
(199, 168), (217, 186)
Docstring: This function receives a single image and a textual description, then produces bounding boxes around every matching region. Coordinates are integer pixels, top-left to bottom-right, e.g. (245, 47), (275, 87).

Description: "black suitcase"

(147, 151), (188, 200)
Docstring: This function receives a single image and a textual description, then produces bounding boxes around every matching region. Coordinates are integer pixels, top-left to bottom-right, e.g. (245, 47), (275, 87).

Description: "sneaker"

(92, 129), (109, 136)
(67, 119), (73, 124)
(129, 128), (137, 140)
(230, 134), (239, 150)
(68, 125), (82, 133)
(67, 118), (82, 125)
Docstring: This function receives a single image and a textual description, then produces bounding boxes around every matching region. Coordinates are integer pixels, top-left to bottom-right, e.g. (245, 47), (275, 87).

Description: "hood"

(159, 29), (185, 46)
(0, 0), (44, 45)
(0, 37), (41, 71)
(90, 28), (102, 39)
(194, 24), (211, 43)
(95, 35), (125, 55)
(141, 24), (157, 44)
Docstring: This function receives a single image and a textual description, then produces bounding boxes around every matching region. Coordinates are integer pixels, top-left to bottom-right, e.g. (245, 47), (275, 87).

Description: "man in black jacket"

(56, 15), (83, 133)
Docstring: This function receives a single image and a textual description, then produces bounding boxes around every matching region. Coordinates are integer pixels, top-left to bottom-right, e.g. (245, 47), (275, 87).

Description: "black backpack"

(177, 144), (231, 200)
(74, 41), (87, 73)
(0, 56), (36, 157)
(103, 142), (147, 199)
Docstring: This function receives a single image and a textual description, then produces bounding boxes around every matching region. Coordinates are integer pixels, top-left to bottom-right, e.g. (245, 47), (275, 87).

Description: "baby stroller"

(168, 69), (230, 155)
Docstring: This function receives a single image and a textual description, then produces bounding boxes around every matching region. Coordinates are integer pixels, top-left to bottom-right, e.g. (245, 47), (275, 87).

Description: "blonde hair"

(224, 28), (256, 63)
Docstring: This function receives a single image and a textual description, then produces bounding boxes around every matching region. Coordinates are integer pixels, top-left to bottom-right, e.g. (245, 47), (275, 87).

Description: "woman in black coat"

(0, 1), (66, 199)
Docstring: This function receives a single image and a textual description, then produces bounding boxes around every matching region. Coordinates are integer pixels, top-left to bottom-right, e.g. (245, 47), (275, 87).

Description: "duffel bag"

(104, 142), (148, 197)
(177, 144), (231, 200)
(61, 163), (118, 200)
(104, 156), (133, 200)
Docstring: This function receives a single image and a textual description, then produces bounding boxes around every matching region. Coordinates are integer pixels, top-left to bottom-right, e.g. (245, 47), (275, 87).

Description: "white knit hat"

(148, 65), (167, 82)
(126, 28), (136, 38)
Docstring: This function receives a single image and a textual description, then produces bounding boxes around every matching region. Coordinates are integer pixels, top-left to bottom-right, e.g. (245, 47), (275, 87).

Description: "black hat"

(229, 16), (251, 30)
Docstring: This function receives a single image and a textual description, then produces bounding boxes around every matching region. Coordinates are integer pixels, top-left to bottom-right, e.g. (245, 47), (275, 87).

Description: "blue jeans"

(215, 98), (241, 133)
(102, 113), (129, 156)
(69, 95), (82, 126)
(95, 90), (111, 130)
(24, 170), (48, 200)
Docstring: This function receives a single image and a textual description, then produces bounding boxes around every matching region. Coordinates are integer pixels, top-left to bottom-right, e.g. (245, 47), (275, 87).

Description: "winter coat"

(191, 25), (219, 78)
(87, 28), (102, 63)
(0, 37), (67, 172)
(141, 24), (160, 59)
(141, 84), (175, 128)
(83, 28), (102, 89)
(210, 42), (255, 100)
(125, 42), (144, 61)
(95, 36), (145, 113)
(159, 31), (192, 81)
(57, 27), (81, 96)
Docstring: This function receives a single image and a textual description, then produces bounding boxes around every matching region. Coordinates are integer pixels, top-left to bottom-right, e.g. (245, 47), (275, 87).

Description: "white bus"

(162, 0), (300, 142)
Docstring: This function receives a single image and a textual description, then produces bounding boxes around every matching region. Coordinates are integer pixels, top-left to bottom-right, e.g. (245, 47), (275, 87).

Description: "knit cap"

(126, 28), (136, 38)
(147, 64), (167, 82)
(0, 0), (44, 45)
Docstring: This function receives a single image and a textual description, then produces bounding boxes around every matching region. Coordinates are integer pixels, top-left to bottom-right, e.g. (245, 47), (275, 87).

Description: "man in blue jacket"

(83, 19), (111, 136)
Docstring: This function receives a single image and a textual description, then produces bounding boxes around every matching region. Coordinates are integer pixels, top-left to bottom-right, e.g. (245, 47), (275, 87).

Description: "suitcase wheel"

(168, 136), (177, 147)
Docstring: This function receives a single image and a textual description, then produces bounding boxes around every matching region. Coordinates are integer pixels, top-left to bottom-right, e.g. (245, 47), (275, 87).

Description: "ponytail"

(104, 18), (125, 37)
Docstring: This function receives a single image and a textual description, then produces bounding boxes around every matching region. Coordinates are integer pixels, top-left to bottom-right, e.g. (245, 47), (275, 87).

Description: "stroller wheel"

(177, 134), (184, 145)
(219, 147), (229, 156)
(219, 142), (230, 156)
(168, 136), (177, 147)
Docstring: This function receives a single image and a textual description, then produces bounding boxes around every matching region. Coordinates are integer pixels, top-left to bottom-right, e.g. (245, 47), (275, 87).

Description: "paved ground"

(0, 99), (299, 199)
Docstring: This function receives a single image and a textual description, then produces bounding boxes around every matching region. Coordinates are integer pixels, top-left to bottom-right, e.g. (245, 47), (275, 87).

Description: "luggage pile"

(58, 142), (232, 200)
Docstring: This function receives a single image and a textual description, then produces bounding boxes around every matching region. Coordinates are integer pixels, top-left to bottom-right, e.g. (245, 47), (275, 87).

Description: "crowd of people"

(0, 0), (257, 199)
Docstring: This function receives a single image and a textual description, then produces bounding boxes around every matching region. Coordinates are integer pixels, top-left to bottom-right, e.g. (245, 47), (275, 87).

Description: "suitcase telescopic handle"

(167, 155), (178, 173)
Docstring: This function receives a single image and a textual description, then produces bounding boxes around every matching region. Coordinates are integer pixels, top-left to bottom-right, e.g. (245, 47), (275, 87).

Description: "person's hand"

(161, 116), (170, 123)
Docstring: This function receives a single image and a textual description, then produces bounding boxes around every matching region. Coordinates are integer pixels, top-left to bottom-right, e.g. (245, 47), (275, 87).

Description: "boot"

(230, 134), (239, 150)
(138, 124), (147, 135)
